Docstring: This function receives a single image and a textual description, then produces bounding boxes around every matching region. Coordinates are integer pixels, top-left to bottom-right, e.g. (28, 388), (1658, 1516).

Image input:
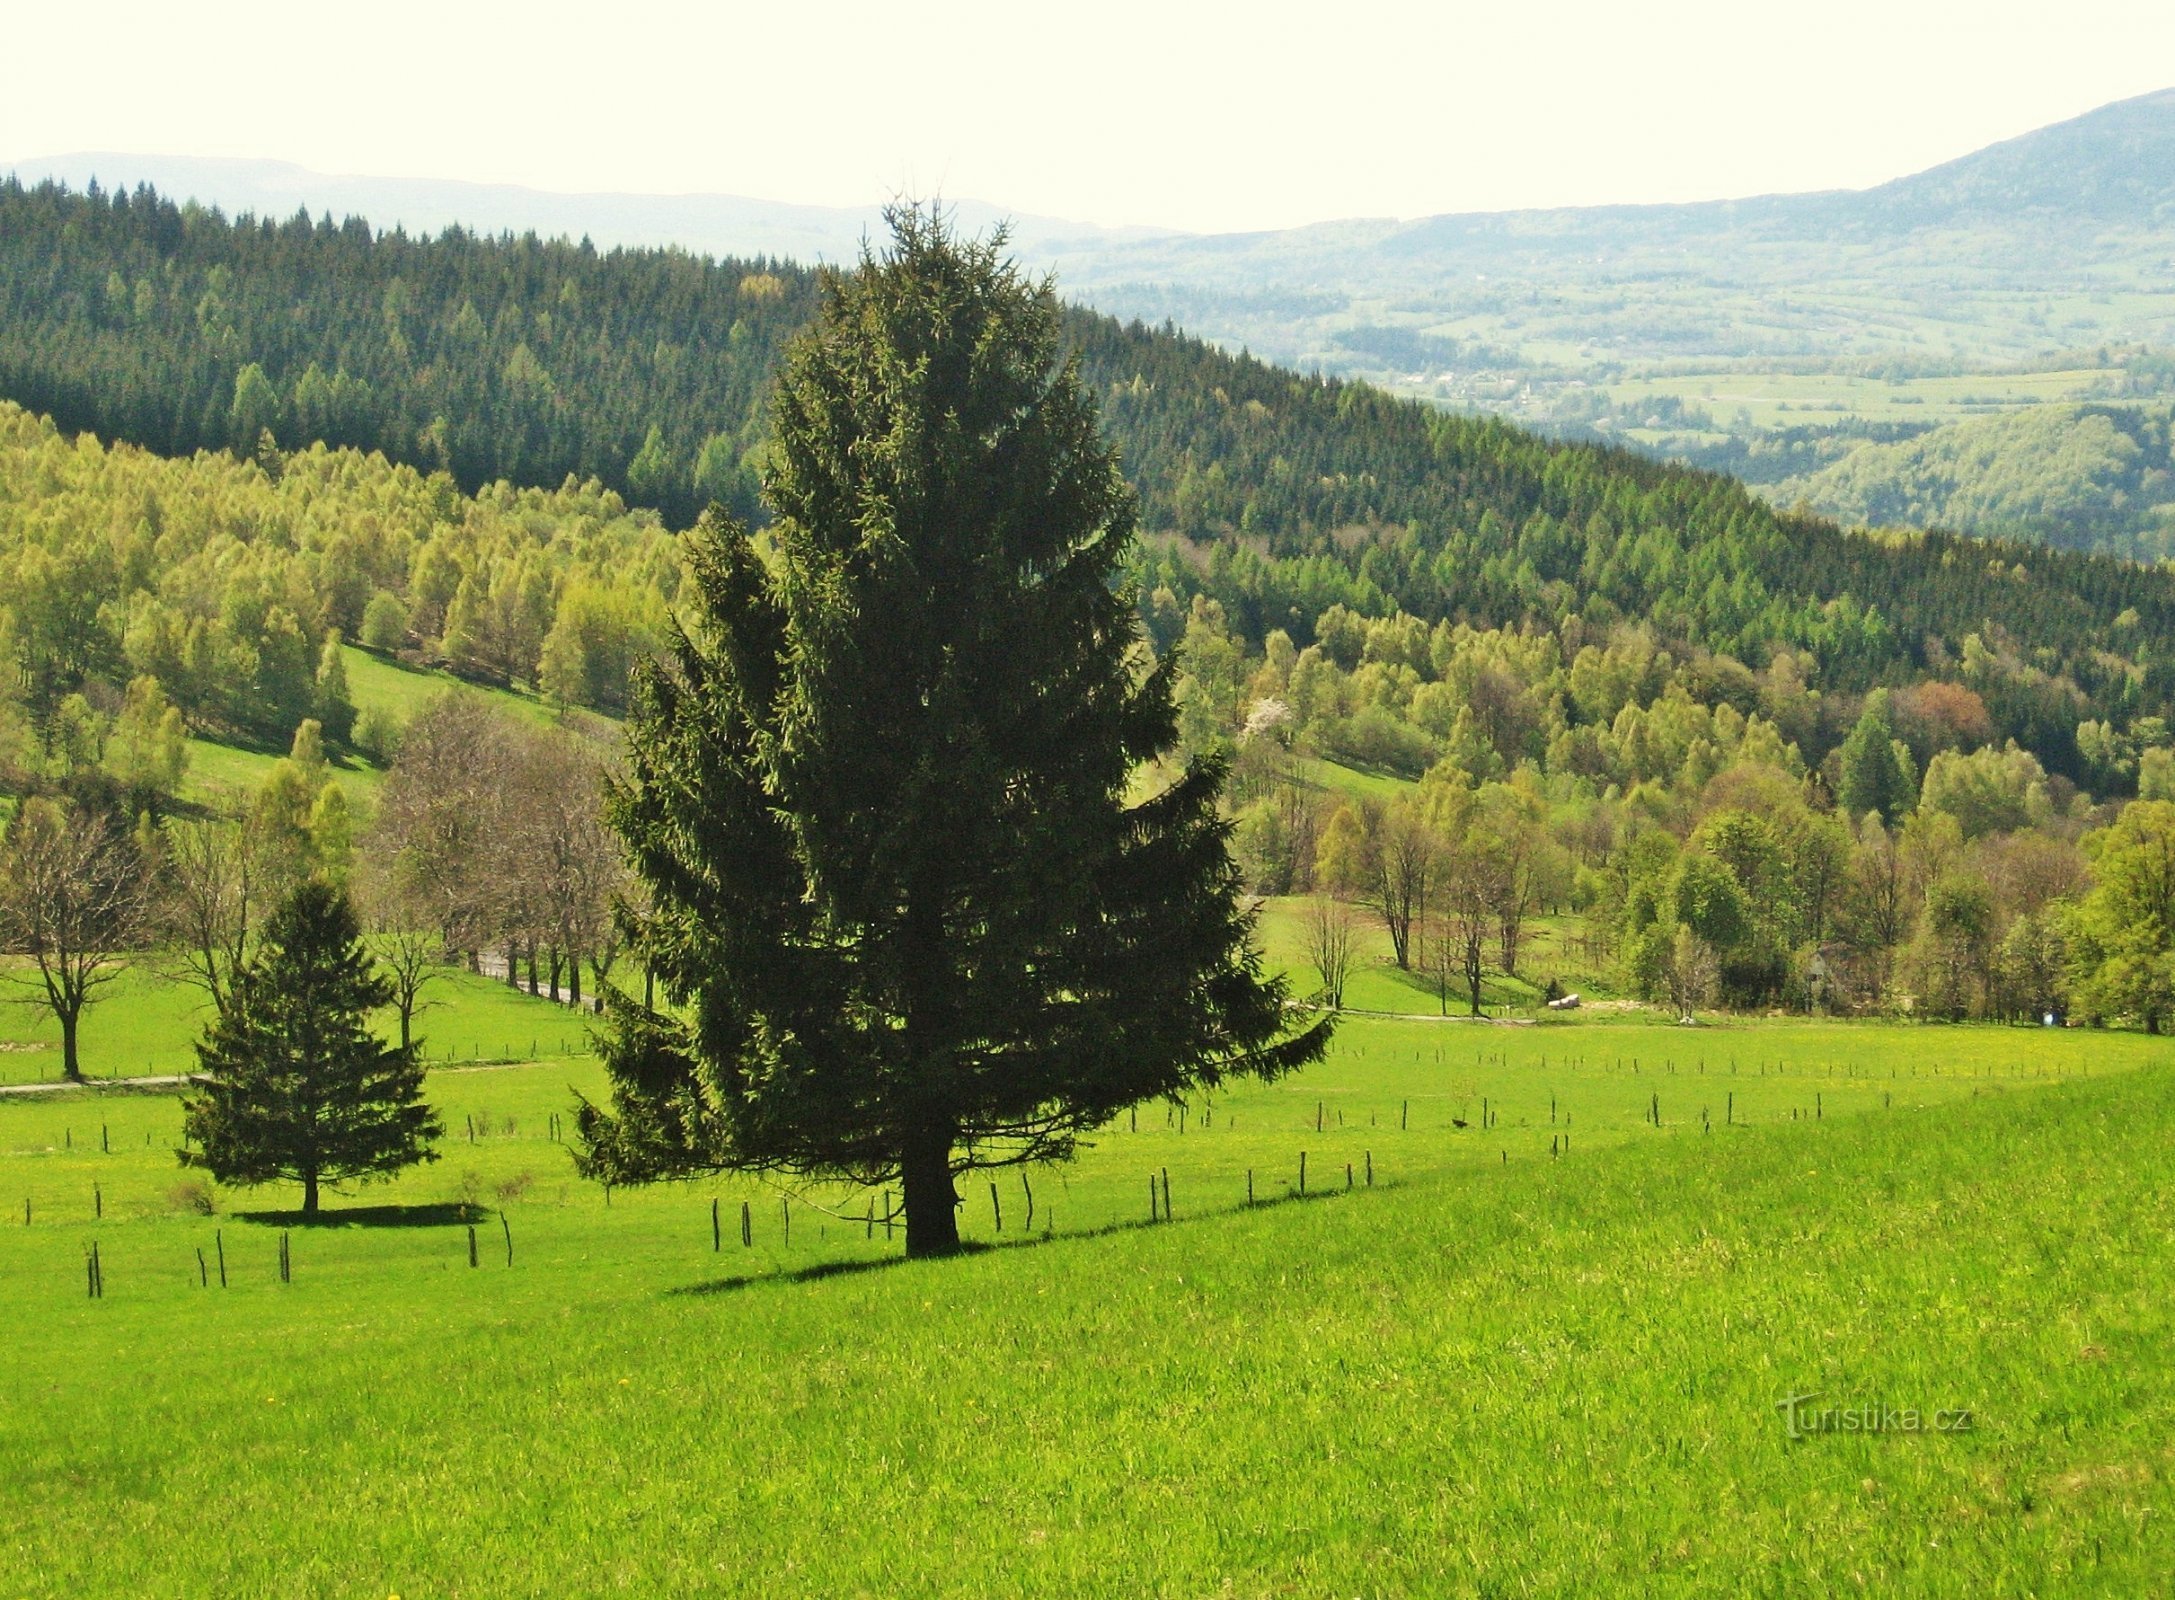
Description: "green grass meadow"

(1251, 896), (1616, 1015)
(2, 995), (2169, 1594)
(0, 962), (598, 1087)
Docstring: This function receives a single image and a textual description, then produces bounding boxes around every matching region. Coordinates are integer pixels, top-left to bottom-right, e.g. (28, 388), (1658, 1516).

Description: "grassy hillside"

(1, 1018), (2166, 1593)
(177, 646), (564, 814)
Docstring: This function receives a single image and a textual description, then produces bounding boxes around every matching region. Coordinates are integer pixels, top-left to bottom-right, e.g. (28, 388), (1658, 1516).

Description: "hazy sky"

(6, 0), (2172, 233)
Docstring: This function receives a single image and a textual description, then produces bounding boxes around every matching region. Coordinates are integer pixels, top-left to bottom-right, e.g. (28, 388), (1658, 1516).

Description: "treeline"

(13, 178), (2175, 781)
(1175, 581), (2160, 834)
(0, 402), (677, 778)
(1285, 737), (2170, 1030)
(1195, 605), (2175, 1027)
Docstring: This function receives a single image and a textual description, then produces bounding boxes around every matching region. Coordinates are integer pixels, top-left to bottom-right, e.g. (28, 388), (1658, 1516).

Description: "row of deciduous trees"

(0, 691), (625, 1082)
(366, 692), (628, 1010)
(1295, 772), (1562, 1017)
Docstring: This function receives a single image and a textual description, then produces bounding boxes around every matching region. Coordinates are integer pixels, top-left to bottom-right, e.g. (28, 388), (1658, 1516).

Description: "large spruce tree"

(580, 209), (1330, 1256)
(182, 880), (439, 1216)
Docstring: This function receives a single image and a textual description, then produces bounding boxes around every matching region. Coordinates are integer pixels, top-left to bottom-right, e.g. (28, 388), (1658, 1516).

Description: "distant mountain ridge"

(1862, 87), (2175, 223)
(17, 88), (2175, 351)
(2, 153), (1172, 268)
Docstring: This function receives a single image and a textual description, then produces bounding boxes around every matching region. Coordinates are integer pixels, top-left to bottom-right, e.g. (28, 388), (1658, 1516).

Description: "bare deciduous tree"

(378, 926), (444, 1052)
(1360, 800), (1434, 971)
(1303, 893), (1357, 1010)
(527, 727), (624, 1009)
(1438, 844), (1496, 1018)
(159, 804), (266, 1017)
(370, 692), (514, 960)
(0, 800), (152, 1080)
(1664, 923), (1719, 1024)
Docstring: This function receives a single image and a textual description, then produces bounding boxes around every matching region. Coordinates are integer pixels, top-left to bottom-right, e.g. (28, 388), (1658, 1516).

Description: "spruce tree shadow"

(668, 1184), (1359, 1295)
(232, 1201), (485, 1229)
(670, 1253), (913, 1296)
(669, 1240), (1013, 1296)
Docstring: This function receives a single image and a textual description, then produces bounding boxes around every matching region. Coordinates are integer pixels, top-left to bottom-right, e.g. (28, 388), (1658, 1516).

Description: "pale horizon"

(4, 0), (2173, 235)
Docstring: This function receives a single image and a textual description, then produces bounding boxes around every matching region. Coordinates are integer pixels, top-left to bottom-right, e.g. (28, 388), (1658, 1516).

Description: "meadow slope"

(1, 1019), (2168, 1596)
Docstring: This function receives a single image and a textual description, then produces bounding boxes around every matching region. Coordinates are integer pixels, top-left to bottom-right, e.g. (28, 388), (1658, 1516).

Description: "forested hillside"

(0, 402), (675, 747)
(11, 177), (2175, 788)
(1772, 403), (2175, 557)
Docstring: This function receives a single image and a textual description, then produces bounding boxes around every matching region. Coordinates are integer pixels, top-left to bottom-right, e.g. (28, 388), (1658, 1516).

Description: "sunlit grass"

(0, 1013), (2167, 1593)
(0, 959), (593, 1086)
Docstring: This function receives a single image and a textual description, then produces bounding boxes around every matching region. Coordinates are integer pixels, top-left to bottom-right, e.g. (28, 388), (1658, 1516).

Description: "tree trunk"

(899, 1128), (960, 1258)
(397, 1002), (413, 1053)
(60, 1009), (82, 1083)
(548, 947), (563, 1002)
(504, 942), (518, 988)
(567, 959), (582, 1010)
(302, 1170), (319, 1217)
